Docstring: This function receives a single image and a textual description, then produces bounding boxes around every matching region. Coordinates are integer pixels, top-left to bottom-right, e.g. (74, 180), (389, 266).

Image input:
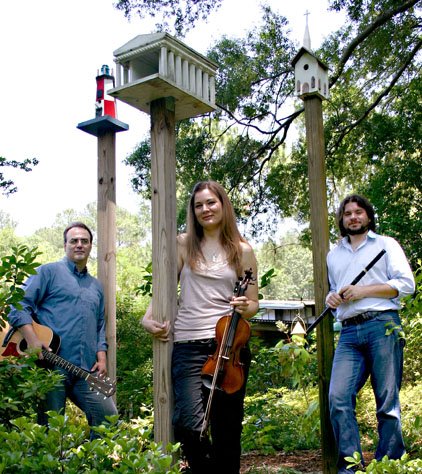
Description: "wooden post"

(97, 131), (117, 385)
(150, 97), (178, 446)
(304, 96), (336, 473)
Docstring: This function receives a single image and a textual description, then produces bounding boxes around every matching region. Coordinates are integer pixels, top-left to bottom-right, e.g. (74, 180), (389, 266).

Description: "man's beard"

(347, 224), (369, 235)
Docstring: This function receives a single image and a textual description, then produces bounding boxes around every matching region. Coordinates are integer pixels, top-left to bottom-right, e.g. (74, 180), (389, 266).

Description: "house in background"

(251, 299), (316, 343)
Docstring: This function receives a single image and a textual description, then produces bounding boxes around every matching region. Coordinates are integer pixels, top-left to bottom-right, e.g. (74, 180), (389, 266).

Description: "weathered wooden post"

(292, 22), (336, 474)
(77, 65), (129, 386)
(109, 33), (217, 446)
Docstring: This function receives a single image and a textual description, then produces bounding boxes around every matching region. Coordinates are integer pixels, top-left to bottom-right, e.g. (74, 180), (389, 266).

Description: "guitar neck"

(41, 349), (91, 380)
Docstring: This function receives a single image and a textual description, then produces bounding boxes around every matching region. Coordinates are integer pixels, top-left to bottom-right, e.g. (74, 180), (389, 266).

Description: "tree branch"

(328, 39), (422, 155)
(330, 0), (420, 86)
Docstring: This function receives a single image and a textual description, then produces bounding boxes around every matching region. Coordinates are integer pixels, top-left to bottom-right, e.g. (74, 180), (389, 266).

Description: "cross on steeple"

(303, 10), (311, 50)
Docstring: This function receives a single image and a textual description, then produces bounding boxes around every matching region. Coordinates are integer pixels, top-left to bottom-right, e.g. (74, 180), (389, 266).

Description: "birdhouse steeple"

(292, 12), (329, 101)
(303, 10), (311, 50)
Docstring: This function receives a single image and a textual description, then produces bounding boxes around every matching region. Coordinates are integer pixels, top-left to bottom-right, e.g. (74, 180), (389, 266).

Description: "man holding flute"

(325, 194), (415, 473)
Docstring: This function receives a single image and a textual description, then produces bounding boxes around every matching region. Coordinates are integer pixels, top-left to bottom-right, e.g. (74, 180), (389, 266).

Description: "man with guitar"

(325, 195), (415, 473)
(8, 222), (117, 439)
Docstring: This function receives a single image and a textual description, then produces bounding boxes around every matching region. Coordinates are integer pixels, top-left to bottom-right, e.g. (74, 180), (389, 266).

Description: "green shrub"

(116, 294), (153, 419)
(242, 387), (320, 454)
(0, 357), (62, 426)
(0, 412), (182, 473)
(346, 452), (422, 473)
(401, 261), (422, 385)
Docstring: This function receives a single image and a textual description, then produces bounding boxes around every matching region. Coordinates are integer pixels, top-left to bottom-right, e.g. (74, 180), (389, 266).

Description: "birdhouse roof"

(113, 32), (217, 71)
(291, 46), (329, 70)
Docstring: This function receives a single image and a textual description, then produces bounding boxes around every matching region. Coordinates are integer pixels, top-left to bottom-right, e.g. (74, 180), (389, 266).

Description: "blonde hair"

(185, 181), (245, 274)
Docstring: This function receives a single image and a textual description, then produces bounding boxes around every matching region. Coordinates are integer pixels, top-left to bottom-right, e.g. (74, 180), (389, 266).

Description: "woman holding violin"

(142, 181), (259, 473)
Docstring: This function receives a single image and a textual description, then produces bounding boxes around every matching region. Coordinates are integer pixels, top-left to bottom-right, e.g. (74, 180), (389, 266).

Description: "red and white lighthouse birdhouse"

(95, 64), (117, 118)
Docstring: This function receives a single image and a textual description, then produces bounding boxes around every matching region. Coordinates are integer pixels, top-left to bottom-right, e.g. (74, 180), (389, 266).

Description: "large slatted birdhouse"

(108, 32), (218, 121)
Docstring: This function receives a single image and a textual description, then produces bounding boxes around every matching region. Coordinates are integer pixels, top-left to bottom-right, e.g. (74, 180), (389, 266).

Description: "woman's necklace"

(203, 248), (221, 263)
(202, 242), (224, 264)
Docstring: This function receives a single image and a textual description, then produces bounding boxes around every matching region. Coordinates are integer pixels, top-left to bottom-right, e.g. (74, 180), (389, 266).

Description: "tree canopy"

(119, 0), (421, 265)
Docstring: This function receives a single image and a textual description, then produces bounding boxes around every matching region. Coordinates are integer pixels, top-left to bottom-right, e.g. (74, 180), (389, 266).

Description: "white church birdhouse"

(109, 32), (218, 121)
(292, 47), (329, 100)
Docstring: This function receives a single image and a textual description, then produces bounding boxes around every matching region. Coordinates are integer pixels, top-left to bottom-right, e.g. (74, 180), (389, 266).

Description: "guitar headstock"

(86, 374), (116, 398)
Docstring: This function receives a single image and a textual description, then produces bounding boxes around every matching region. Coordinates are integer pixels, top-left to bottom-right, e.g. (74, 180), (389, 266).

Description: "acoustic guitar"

(0, 321), (116, 398)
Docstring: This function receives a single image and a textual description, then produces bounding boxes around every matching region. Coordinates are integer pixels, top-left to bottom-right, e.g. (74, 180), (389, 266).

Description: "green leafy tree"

(257, 231), (314, 300)
(0, 244), (41, 327)
(114, 0), (223, 35)
(120, 0), (421, 263)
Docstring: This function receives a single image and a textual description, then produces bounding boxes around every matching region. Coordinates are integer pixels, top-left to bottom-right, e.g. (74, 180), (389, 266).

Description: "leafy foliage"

(113, 0), (223, 35)
(121, 0), (421, 264)
(0, 413), (182, 473)
(0, 244), (41, 328)
(0, 156), (38, 196)
(116, 294), (154, 418)
(345, 451), (422, 474)
(257, 232), (314, 300)
(242, 387), (320, 454)
(0, 357), (62, 427)
(401, 261), (422, 385)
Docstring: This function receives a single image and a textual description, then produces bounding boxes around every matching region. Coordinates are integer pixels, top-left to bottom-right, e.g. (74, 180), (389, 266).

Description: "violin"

(200, 269), (254, 438)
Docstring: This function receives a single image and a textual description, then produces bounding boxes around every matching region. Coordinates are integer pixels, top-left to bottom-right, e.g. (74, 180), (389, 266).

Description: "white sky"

(0, 0), (344, 236)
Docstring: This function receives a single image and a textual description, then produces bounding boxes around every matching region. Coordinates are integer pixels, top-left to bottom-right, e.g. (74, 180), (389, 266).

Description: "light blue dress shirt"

(8, 257), (107, 371)
(327, 231), (415, 321)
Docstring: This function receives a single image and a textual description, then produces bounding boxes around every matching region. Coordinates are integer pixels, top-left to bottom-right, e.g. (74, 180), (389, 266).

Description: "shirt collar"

(63, 257), (88, 275)
(340, 230), (377, 249)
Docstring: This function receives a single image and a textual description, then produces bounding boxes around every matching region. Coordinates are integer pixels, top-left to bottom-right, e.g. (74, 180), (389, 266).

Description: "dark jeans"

(38, 368), (118, 440)
(172, 340), (251, 474)
(329, 311), (405, 473)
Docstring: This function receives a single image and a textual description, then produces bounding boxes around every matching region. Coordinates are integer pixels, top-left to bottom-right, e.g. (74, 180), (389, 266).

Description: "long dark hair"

(336, 194), (376, 237)
(185, 181), (245, 273)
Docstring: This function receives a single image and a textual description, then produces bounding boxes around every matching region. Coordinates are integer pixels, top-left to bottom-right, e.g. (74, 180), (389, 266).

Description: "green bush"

(0, 412), (182, 473)
(346, 452), (422, 473)
(116, 294), (153, 419)
(401, 261), (422, 385)
(0, 357), (62, 426)
(242, 387), (320, 454)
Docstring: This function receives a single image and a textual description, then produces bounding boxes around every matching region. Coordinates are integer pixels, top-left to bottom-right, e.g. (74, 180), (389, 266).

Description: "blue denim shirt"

(8, 257), (107, 371)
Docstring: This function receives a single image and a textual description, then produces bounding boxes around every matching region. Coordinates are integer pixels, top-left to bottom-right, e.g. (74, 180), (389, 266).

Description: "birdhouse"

(95, 64), (117, 118)
(77, 65), (129, 137)
(292, 47), (329, 100)
(109, 32), (218, 121)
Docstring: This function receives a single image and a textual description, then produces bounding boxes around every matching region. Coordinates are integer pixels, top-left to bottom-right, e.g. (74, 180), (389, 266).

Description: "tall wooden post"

(292, 34), (336, 471)
(109, 32), (217, 446)
(77, 112), (128, 386)
(304, 96), (336, 473)
(97, 131), (117, 383)
(150, 97), (177, 444)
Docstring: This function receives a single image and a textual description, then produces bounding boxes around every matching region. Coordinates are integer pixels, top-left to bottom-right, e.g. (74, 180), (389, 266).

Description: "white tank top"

(174, 260), (238, 342)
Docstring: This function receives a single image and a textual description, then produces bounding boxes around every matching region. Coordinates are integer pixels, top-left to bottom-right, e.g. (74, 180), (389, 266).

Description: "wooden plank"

(304, 96), (336, 474)
(97, 132), (117, 387)
(150, 97), (177, 446)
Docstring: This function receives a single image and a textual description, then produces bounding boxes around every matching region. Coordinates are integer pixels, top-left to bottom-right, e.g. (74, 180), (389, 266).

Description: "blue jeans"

(38, 368), (118, 440)
(172, 340), (250, 474)
(329, 311), (405, 473)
